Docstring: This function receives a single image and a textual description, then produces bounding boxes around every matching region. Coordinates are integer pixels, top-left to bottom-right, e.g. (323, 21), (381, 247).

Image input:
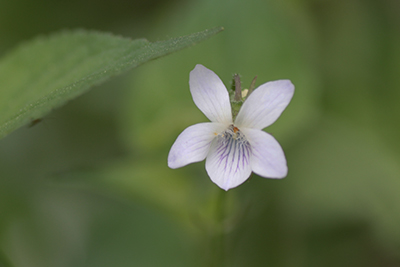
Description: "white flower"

(168, 64), (294, 191)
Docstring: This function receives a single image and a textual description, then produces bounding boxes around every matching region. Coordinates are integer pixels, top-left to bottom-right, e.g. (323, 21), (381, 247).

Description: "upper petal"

(241, 128), (287, 178)
(189, 64), (233, 124)
(234, 80), (294, 129)
(205, 128), (253, 190)
(168, 122), (227, 169)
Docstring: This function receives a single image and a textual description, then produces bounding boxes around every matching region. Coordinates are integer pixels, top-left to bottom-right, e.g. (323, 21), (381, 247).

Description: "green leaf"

(0, 27), (223, 139)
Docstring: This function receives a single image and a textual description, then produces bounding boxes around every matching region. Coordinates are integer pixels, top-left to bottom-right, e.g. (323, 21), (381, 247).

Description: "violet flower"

(168, 64), (294, 190)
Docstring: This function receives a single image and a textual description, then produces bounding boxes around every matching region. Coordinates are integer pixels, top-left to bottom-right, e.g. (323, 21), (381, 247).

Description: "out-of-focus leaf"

(53, 156), (234, 238)
(0, 249), (14, 267)
(287, 117), (400, 257)
(55, 158), (199, 228)
(0, 27), (223, 139)
(315, 0), (400, 154)
(1, 181), (197, 267)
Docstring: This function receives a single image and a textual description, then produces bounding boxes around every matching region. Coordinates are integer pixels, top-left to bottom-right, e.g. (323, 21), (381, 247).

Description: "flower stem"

(209, 189), (227, 267)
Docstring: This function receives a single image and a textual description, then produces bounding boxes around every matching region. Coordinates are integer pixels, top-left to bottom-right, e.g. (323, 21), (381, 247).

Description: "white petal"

(168, 122), (227, 169)
(205, 128), (253, 190)
(241, 128), (287, 178)
(235, 80), (294, 129)
(189, 64), (233, 124)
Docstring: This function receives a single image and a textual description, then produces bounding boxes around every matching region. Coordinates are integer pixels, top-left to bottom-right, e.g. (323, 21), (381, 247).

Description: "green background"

(0, 0), (399, 266)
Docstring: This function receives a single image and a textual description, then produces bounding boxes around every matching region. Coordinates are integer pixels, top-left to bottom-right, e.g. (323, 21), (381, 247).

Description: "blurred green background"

(1, 0), (400, 266)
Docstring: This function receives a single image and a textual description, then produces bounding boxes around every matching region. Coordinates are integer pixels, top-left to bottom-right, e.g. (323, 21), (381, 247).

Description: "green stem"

(209, 189), (227, 267)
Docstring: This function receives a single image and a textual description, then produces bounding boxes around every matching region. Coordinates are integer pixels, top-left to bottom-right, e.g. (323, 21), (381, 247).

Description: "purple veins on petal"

(205, 126), (252, 190)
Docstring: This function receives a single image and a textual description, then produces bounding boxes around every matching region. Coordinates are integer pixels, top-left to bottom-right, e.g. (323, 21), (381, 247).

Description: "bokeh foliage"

(0, 0), (399, 266)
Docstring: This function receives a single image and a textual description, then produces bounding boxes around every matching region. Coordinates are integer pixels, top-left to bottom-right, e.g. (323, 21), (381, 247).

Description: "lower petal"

(168, 122), (227, 169)
(241, 128), (287, 178)
(205, 129), (253, 190)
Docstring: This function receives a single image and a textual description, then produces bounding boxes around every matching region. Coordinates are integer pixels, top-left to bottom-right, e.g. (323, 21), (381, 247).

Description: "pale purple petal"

(168, 122), (227, 169)
(234, 80), (294, 129)
(205, 128), (253, 190)
(241, 128), (287, 178)
(189, 64), (233, 124)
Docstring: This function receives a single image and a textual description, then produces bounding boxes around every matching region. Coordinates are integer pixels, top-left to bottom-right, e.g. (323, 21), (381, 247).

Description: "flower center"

(219, 124), (248, 143)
